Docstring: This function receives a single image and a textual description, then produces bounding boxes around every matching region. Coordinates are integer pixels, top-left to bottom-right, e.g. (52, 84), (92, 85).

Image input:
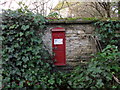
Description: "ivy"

(94, 21), (120, 49)
(68, 45), (120, 89)
(2, 8), (55, 89)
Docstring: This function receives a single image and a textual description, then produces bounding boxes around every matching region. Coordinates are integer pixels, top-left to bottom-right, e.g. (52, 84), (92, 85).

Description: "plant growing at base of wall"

(68, 45), (120, 89)
(2, 7), (55, 88)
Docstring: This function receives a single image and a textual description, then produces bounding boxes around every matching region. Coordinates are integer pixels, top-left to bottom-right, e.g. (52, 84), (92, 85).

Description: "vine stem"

(90, 35), (102, 52)
(112, 74), (120, 85)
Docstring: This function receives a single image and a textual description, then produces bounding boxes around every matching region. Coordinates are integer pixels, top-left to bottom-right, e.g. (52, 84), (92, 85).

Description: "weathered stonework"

(42, 21), (97, 66)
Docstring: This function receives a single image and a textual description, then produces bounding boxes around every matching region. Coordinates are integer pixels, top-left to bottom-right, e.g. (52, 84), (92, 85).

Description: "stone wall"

(42, 21), (97, 66)
(0, 38), (1, 88)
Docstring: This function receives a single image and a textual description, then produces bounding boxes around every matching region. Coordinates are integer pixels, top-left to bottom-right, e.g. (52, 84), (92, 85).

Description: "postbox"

(52, 27), (66, 66)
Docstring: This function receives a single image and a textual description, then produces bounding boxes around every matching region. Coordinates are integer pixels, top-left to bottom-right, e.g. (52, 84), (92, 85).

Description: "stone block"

(77, 30), (85, 34)
(67, 61), (80, 66)
(66, 30), (73, 33)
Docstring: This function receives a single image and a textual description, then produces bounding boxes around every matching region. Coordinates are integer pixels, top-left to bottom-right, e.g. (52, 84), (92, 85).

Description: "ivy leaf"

(20, 32), (24, 36)
(1, 25), (7, 29)
(21, 25), (29, 30)
(23, 65), (27, 68)
(116, 23), (120, 28)
(19, 81), (24, 87)
(16, 61), (22, 66)
(48, 78), (55, 85)
(22, 57), (29, 63)
(9, 24), (16, 29)
(96, 79), (104, 88)
(0, 36), (3, 40)
(20, 42), (24, 45)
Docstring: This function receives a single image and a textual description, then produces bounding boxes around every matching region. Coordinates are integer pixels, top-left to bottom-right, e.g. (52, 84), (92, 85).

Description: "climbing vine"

(68, 45), (120, 89)
(2, 8), (55, 88)
(94, 21), (120, 49)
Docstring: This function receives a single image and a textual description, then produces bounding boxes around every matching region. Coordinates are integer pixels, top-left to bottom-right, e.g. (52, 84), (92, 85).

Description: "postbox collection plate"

(54, 39), (63, 44)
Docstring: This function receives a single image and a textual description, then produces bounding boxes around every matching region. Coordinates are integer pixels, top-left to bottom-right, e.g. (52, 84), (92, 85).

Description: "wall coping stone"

(46, 19), (99, 25)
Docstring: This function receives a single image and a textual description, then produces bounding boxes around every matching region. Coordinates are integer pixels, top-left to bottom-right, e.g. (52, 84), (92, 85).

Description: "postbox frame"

(52, 27), (66, 66)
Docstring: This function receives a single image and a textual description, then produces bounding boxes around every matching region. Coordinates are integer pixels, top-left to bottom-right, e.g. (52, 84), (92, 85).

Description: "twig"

(112, 74), (120, 85)
(90, 35), (102, 52)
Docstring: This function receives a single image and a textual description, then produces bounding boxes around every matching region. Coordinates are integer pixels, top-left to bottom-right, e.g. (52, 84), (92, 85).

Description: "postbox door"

(52, 31), (66, 65)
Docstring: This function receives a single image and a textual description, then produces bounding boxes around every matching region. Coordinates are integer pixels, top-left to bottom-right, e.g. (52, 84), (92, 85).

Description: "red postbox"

(52, 27), (66, 65)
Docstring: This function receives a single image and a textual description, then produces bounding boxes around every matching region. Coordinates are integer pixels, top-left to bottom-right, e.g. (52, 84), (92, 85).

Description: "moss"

(81, 17), (99, 20)
(47, 17), (119, 22)
(64, 17), (80, 20)
(100, 17), (119, 21)
(47, 17), (99, 21)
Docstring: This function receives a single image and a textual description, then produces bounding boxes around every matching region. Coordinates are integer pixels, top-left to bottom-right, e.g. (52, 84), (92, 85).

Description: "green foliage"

(1, 4), (120, 89)
(2, 7), (71, 89)
(68, 45), (120, 89)
(2, 8), (55, 89)
(47, 12), (60, 18)
(94, 21), (120, 48)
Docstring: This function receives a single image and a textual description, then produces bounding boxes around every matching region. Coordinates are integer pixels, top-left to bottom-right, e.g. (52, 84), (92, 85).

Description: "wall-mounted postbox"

(52, 27), (66, 66)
